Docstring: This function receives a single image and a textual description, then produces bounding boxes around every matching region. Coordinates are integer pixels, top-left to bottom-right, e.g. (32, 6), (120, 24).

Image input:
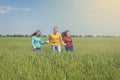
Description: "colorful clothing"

(49, 33), (62, 46)
(52, 45), (61, 52)
(65, 46), (73, 52)
(33, 47), (42, 52)
(63, 36), (74, 52)
(63, 36), (73, 46)
(32, 36), (46, 48)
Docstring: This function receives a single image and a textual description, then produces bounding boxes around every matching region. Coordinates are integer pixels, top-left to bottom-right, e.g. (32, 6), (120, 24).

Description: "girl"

(62, 30), (74, 52)
(32, 30), (46, 52)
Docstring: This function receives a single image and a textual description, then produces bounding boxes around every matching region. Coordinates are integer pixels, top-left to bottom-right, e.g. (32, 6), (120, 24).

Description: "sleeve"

(39, 38), (46, 44)
(32, 37), (35, 47)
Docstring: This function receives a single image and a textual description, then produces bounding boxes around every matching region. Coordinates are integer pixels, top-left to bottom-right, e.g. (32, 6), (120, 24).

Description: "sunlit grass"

(0, 37), (120, 80)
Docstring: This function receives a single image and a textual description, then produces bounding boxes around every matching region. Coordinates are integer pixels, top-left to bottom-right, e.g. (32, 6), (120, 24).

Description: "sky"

(0, 0), (120, 36)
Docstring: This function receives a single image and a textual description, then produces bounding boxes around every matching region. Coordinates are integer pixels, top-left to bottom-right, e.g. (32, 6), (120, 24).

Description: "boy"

(47, 27), (66, 52)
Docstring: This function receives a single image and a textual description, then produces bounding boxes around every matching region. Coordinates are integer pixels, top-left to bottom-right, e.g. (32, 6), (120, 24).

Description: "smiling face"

(66, 31), (70, 36)
(53, 27), (58, 34)
(36, 31), (41, 36)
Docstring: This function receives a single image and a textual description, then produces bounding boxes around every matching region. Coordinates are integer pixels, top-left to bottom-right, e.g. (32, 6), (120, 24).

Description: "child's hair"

(61, 30), (70, 37)
(54, 26), (58, 30)
(32, 30), (41, 36)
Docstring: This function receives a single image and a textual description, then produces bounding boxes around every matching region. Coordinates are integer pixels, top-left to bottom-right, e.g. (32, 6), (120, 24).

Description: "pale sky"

(0, 0), (120, 36)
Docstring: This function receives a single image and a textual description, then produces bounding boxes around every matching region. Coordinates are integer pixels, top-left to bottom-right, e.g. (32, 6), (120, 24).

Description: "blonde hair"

(54, 26), (58, 30)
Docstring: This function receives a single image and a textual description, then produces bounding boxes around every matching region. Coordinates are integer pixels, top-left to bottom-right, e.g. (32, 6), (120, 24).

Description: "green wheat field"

(0, 37), (120, 80)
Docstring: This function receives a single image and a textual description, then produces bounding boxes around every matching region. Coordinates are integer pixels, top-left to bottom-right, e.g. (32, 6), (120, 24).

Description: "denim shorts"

(65, 46), (74, 52)
(52, 45), (61, 52)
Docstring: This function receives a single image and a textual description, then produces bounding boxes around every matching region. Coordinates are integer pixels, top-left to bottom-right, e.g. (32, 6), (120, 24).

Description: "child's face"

(66, 31), (70, 36)
(54, 28), (58, 34)
(37, 32), (41, 36)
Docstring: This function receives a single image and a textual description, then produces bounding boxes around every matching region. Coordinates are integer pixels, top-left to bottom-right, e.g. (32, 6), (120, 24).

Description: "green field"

(0, 37), (120, 80)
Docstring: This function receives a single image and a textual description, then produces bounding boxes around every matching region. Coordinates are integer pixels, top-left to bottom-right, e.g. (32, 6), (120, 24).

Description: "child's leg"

(65, 46), (74, 52)
(32, 47), (36, 52)
(65, 46), (69, 52)
(57, 46), (61, 52)
(52, 46), (56, 52)
(69, 46), (74, 52)
(37, 47), (42, 52)
(33, 49), (36, 52)
(52, 46), (61, 52)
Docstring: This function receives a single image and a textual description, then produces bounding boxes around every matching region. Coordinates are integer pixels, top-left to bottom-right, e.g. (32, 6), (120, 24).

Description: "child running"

(62, 30), (74, 52)
(47, 27), (66, 52)
(32, 30), (47, 52)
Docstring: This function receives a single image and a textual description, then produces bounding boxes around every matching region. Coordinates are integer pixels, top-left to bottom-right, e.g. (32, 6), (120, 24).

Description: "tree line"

(0, 34), (120, 38)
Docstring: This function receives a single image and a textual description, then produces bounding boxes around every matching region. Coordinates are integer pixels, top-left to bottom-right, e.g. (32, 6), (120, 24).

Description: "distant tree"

(42, 35), (47, 37)
(2, 35), (6, 37)
(104, 35), (116, 38)
(29, 34), (32, 37)
(0, 34), (1, 37)
(70, 35), (83, 37)
(6, 34), (12, 37)
(25, 34), (30, 37)
(11, 34), (24, 37)
(70, 35), (74, 37)
(78, 35), (83, 38)
(84, 35), (94, 38)
(96, 35), (101, 38)
(71, 35), (79, 37)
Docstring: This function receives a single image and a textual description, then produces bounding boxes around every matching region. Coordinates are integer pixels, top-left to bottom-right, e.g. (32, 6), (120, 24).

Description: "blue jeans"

(65, 46), (74, 52)
(52, 46), (61, 52)
(33, 47), (42, 52)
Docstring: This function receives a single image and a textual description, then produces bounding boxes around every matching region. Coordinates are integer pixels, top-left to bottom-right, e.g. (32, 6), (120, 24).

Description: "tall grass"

(0, 37), (120, 80)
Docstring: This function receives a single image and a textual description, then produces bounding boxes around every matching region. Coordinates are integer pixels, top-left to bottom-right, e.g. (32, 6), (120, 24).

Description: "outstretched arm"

(40, 39), (46, 44)
(46, 35), (51, 44)
(60, 35), (66, 46)
(61, 40), (66, 46)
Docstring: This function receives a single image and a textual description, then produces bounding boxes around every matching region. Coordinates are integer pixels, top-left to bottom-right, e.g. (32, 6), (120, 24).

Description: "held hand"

(46, 40), (49, 44)
(61, 41), (66, 46)
(46, 41), (48, 44)
(62, 42), (66, 46)
(64, 43), (66, 46)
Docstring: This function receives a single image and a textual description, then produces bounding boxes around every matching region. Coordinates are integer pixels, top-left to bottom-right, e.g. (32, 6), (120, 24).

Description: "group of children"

(32, 27), (74, 53)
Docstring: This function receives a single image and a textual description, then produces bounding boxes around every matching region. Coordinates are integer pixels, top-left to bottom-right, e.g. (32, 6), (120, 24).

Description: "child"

(47, 27), (66, 52)
(32, 30), (47, 52)
(62, 30), (74, 52)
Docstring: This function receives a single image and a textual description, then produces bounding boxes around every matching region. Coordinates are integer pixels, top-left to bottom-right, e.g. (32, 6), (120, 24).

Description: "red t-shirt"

(63, 36), (73, 46)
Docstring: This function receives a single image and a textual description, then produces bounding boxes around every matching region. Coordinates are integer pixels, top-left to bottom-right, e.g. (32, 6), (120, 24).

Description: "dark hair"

(32, 30), (41, 36)
(62, 30), (70, 37)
